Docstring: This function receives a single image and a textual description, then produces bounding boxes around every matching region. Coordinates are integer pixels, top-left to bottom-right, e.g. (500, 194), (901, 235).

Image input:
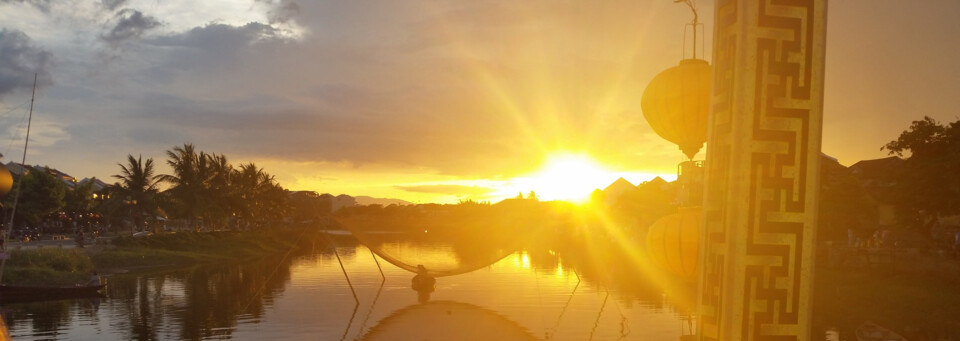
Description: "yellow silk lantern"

(646, 206), (701, 278)
(641, 59), (711, 159)
(0, 163), (13, 198)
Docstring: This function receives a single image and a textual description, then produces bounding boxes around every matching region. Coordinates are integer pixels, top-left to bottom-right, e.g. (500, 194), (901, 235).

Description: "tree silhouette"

(159, 144), (206, 229)
(64, 176), (97, 228)
(10, 167), (67, 227)
(157, 144), (287, 230)
(113, 154), (161, 231)
(884, 116), (960, 227)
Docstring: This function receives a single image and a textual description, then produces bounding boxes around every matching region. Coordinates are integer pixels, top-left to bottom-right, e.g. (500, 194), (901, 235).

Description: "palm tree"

(113, 154), (161, 231)
(232, 163), (287, 228)
(205, 153), (234, 230)
(159, 144), (289, 231)
(159, 144), (204, 230)
(232, 163), (263, 225)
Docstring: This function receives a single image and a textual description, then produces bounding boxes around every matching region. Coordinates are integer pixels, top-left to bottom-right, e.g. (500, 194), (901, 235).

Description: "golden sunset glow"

(513, 153), (616, 202)
(1, 1), (957, 339)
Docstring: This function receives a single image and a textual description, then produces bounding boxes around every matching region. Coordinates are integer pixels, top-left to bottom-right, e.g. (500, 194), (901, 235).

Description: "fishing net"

(335, 201), (546, 277)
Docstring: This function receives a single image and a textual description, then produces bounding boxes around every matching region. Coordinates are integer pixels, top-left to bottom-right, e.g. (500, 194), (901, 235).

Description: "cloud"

(0, 0), (50, 12)
(0, 28), (53, 97)
(25, 116), (70, 149)
(2, 0), (698, 190)
(100, 8), (161, 45)
(139, 22), (297, 81)
(395, 184), (496, 195)
(100, 0), (127, 12)
(254, 0), (301, 25)
(149, 22), (282, 49)
(85, 1), (689, 179)
(121, 85), (538, 177)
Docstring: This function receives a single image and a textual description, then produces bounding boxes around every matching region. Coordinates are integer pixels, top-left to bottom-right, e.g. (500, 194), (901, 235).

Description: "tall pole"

(1, 73), (37, 284)
(5, 73), (37, 232)
(697, 1), (827, 340)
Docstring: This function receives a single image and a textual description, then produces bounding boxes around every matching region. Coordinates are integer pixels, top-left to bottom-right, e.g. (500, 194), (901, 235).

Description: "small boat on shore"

(0, 284), (105, 303)
(856, 321), (907, 341)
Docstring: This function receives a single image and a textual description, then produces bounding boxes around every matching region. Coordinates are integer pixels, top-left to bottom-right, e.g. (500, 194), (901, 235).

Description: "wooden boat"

(856, 321), (908, 341)
(0, 284), (105, 303)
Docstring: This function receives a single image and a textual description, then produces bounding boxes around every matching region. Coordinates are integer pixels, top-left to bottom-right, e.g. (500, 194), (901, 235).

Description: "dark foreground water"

(0, 235), (702, 340)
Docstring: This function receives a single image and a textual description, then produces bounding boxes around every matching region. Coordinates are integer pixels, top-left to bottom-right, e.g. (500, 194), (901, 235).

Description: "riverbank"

(2, 248), (94, 285)
(813, 250), (960, 338)
(2, 228), (320, 286)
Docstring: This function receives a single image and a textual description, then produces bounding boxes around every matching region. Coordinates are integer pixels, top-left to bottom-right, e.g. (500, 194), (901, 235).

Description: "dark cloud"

(142, 22), (291, 79)
(120, 86), (532, 177)
(11, 1), (686, 181)
(0, 0), (51, 12)
(149, 22), (281, 49)
(255, 0), (301, 25)
(93, 1), (691, 178)
(100, 0), (127, 11)
(100, 9), (161, 45)
(0, 28), (53, 97)
(395, 185), (495, 195)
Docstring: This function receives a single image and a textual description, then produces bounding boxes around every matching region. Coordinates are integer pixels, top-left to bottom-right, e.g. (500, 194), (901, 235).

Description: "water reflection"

(114, 256), (292, 340)
(361, 301), (539, 341)
(339, 232), (695, 340)
(1, 231), (707, 340)
(2, 299), (74, 338)
(1, 253), (295, 340)
(410, 265), (436, 303)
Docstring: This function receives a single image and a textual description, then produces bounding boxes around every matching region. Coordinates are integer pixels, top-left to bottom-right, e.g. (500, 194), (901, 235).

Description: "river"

(1, 233), (705, 340)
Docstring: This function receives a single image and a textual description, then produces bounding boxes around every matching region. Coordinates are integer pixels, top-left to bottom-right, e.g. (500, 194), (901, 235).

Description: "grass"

(1, 228), (316, 286)
(2, 248), (95, 285)
(92, 228), (312, 269)
(813, 252), (960, 337)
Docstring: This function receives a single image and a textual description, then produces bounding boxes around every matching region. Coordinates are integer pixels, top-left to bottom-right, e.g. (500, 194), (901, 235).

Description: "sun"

(515, 153), (618, 203)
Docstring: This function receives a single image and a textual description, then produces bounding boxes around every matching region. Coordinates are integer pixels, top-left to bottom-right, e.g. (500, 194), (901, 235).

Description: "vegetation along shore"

(4, 228), (320, 286)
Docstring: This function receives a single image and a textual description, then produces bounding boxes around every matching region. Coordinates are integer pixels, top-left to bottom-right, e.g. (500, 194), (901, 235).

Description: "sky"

(0, 1), (959, 204)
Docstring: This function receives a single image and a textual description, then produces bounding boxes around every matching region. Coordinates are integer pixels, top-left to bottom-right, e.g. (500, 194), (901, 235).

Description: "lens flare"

(514, 153), (617, 203)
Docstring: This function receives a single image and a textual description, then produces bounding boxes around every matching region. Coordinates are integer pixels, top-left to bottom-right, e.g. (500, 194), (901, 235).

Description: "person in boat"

(411, 264), (436, 303)
(88, 271), (100, 286)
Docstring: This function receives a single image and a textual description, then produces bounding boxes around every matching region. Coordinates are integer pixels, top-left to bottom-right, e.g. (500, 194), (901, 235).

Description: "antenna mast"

(1, 73), (37, 284)
(5, 73), (37, 233)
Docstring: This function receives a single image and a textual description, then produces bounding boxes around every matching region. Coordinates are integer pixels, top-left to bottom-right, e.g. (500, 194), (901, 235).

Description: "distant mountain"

(354, 196), (414, 206)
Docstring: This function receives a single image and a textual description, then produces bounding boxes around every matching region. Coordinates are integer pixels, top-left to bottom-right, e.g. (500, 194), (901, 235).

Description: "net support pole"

(370, 249), (385, 281)
(333, 243), (359, 305)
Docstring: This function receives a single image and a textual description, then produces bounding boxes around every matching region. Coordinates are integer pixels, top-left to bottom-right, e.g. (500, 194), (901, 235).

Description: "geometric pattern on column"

(697, 0), (827, 340)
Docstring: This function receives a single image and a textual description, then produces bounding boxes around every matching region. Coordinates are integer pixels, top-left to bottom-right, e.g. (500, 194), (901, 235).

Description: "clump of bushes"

(3, 248), (94, 285)
(97, 229), (312, 269)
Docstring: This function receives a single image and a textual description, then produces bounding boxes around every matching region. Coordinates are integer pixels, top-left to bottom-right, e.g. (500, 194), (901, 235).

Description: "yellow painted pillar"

(697, 0), (827, 340)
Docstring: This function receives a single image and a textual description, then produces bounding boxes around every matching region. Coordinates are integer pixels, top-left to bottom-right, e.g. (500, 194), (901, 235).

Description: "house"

(78, 177), (110, 191)
(640, 176), (670, 191)
(46, 167), (78, 189)
(4, 162), (105, 193)
(849, 156), (904, 188)
(601, 177), (639, 206)
(4, 161), (30, 176)
(848, 156), (904, 227)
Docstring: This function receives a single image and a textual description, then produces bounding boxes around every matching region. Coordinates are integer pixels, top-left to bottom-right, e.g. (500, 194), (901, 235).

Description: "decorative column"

(697, 0), (827, 340)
